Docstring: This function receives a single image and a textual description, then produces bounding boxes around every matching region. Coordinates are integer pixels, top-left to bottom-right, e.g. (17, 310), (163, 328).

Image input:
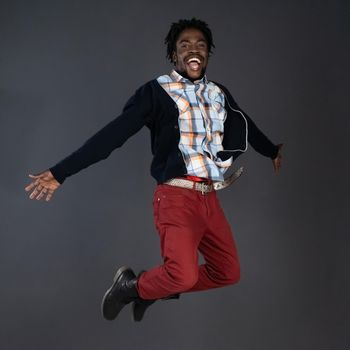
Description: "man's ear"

(172, 52), (177, 64)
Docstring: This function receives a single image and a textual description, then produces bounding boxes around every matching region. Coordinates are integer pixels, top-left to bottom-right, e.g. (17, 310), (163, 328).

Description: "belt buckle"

(199, 182), (207, 195)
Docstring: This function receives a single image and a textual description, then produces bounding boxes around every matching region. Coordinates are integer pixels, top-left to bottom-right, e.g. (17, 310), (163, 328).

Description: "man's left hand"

(272, 143), (283, 173)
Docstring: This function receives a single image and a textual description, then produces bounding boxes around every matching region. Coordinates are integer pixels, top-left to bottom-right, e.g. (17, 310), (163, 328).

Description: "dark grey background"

(1, 0), (349, 349)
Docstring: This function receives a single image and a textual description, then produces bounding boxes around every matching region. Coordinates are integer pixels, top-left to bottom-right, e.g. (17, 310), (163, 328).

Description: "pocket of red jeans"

(153, 195), (161, 232)
(157, 192), (190, 226)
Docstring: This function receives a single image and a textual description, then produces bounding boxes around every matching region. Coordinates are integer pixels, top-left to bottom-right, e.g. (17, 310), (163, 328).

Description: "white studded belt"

(164, 167), (244, 194)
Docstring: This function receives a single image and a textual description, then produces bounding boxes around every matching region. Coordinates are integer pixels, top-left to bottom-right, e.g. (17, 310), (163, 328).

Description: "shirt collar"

(170, 69), (208, 85)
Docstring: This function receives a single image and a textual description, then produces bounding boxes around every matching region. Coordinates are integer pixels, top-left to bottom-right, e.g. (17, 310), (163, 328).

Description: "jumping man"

(25, 18), (283, 322)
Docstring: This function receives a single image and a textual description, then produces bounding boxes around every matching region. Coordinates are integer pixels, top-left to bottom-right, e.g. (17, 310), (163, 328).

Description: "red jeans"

(136, 184), (240, 300)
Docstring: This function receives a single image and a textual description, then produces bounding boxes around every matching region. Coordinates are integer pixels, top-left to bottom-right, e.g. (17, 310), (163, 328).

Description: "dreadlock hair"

(165, 18), (215, 64)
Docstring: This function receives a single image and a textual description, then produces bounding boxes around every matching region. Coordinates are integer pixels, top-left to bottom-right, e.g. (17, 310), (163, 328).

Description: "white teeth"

(187, 57), (201, 64)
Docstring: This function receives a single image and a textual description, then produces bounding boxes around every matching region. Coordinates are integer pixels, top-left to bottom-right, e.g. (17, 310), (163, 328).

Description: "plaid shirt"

(157, 70), (233, 181)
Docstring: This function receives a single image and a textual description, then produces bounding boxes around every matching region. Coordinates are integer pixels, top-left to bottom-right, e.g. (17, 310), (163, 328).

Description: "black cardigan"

(49, 79), (279, 184)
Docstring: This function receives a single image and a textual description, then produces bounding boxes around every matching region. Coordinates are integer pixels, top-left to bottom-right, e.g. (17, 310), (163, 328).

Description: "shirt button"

(174, 125), (178, 129)
(177, 152), (181, 157)
(174, 104), (178, 109)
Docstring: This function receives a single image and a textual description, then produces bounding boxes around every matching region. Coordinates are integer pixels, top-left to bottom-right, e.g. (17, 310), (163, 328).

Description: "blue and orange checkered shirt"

(157, 70), (233, 181)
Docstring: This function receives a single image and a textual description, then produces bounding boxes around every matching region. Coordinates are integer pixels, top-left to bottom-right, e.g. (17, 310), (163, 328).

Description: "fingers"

(25, 178), (40, 192)
(273, 144), (283, 173)
(45, 189), (54, 201)
(28, 171), (51, 181)
(25, 171), (58, 201)
(29, 173), (44, 179)
(27, 171), (59, 188)
(38, 188), (54, 202)
(29, 186), (41, 199)
(272, 157), (282, 173)
(25, 182), (36, 192)
(25, 172), (43, 191)
(26, 178), (56, 201)
(275, 159), (282, 173)
(28, 186), (55, 201)
(36, 188), (47, 200)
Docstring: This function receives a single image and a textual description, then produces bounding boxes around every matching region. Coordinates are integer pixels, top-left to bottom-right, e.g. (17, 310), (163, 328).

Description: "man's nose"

(188, 44), (199, 53)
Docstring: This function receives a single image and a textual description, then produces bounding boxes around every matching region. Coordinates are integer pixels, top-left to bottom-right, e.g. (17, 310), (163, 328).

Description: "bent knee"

(217, 262), (240, 286)
(167, 268), (198, 291)
(224, 267), (240, 285)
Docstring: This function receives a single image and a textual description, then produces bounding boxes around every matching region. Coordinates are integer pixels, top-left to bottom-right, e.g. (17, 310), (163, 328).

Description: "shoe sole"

(101, 265), (130, 320)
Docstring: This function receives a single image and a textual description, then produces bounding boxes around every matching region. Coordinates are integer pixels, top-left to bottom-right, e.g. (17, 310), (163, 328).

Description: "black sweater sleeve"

(217, 82), (279, 159)
(49, 82), (154, 184)
(243, 108), (279, 159)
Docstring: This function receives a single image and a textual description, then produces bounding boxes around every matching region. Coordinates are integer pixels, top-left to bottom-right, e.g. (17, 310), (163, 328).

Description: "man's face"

(172, 28), (209, 81)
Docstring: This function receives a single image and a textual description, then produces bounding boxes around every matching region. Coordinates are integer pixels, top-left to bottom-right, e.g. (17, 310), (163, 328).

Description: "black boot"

(131, 270), (181, 322)
(132, 298), (156, 322)
(101, 266), (139, 320)
(131, 270), (156, 322)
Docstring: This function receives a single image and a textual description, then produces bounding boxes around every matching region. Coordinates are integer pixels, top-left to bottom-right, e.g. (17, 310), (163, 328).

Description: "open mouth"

(186, 57), (201, 71)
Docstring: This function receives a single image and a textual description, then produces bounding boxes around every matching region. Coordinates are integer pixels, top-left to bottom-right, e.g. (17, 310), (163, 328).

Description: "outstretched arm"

(244, 113), (284, 174)
(216, 82), (283, 173)
(25, 81), (154, 201)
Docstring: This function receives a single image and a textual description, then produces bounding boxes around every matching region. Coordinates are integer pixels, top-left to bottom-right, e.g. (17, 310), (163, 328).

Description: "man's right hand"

(25, 170), (61, 201)
(272, 143), (283, 174)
